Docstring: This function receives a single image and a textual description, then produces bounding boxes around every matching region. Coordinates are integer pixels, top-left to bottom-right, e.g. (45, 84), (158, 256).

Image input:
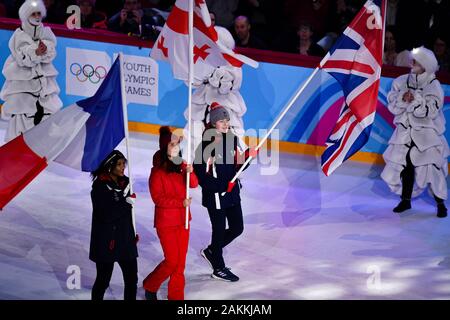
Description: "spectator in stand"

(383, 27), (398, 66)
(77, 0), (107, 29)
(433, 36), (450, 73)
(235, 0), (282, 50)
(108, 0), (165, 40)
(235, 0), (267, 36)
(283, 0), (331, 41)
(296, 22), (325, 57)
(206, 0), (239, 29)
(233, 15), (266, 49)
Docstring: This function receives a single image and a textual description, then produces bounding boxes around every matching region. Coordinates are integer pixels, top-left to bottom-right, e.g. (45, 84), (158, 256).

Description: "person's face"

(411, 59), (425, 74)
(111, 159), (126, 177)
(234, 19), (250, 40)
(434, 38), (447, 56)
(215, 119), (230, 134)
(167, 140), (180, 159)
(124, 0), (140, 11)
(28, 12), (42, 25)
(298, 26), (313, 41)
(385, 30), (396, 51)
(79, 1), (93, 16)
(210, 13), (216, 26)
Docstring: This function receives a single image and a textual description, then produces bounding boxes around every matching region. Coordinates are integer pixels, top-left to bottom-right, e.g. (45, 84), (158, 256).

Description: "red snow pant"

(143, 225), (189, 300)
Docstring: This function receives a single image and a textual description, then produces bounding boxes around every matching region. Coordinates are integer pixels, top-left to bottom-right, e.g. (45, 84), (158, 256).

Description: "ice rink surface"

(1, 122), (450, 300)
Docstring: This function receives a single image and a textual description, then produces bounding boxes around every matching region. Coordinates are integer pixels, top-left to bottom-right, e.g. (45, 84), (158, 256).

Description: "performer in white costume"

(381, 46), (449, 218)
(0, 0), (62, 142)
(183, 26), (247, 158)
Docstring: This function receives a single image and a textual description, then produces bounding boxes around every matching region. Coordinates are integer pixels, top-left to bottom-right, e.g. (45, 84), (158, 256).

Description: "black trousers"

(400, 147), (444, 204)
(207, 203), (244, 270)
(92, 258), (138, 300)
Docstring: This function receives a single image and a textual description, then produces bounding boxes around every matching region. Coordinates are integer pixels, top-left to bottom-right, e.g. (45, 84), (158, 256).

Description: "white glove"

(126, 193), (136, 205)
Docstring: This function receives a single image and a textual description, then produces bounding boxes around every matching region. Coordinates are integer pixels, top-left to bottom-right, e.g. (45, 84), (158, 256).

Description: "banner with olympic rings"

(65, 47), (111, 97)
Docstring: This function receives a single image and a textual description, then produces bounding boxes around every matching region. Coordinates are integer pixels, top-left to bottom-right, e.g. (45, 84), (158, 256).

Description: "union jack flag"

(320, 0), (386, 176)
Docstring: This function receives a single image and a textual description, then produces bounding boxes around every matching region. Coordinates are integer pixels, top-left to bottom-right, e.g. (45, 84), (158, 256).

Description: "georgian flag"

(151, 0), (258, 81)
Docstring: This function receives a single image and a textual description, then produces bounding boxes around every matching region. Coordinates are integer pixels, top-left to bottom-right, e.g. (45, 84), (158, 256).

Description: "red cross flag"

(151, 0), (259, 81)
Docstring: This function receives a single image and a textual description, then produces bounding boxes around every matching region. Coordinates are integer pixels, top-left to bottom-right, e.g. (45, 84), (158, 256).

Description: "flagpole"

(221, 67), (321, 196)
(119, 52), (137, 236)
(185, 0), (194, 230)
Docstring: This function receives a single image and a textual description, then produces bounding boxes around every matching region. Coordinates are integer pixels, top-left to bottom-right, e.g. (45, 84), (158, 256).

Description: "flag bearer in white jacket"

(0, 0), (62, 142)
(381, 46), (449, 218)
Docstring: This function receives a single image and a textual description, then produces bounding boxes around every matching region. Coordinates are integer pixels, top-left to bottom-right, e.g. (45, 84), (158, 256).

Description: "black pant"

(92, 258), (138, 300)
(207, 203), (244, 270)
(401, 147), (444, 204)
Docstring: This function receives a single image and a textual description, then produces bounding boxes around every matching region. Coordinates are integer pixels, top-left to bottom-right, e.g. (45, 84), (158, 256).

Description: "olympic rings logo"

(70, 63), (108, 84)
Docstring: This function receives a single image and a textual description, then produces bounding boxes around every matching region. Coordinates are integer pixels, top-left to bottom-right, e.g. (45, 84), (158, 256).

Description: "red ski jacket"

(149, 162), (198, 228)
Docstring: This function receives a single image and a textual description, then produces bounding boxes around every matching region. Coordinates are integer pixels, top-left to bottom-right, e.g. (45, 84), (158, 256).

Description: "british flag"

(320, 0), (386, 176)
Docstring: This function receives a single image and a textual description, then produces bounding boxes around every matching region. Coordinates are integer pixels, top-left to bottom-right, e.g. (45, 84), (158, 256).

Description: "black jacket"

(89, 175), (138, 263)
(193, 131), (250, 210)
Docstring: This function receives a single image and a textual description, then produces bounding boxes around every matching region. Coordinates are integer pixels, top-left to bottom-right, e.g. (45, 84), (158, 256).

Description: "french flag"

(0, 57), (125, 210)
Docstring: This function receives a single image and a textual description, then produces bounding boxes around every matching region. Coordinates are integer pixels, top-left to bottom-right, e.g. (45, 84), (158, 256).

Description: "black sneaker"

(211, 267), (239, 282)
(393, 199), (411, 213)
(200, 248), (214, 270)
(437, 203), (447, 218)
(145, 290), (157, 300)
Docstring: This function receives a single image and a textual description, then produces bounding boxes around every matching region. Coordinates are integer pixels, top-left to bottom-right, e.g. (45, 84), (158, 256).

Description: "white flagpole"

(119, 52), (137, 236)
(185, 0), (194, 230)
(221, 67), (320, 196)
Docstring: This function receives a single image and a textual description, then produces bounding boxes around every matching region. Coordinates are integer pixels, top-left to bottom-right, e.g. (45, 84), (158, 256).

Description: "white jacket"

(381, 72), (449, 199)
(1, 23), (61, 119)
(183, 65), (248, 155)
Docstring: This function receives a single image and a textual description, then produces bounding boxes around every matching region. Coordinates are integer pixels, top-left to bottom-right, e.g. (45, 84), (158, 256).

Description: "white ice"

(1, 121), (450, 300)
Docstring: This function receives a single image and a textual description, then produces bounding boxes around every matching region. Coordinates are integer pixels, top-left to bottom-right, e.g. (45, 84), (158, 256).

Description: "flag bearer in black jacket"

(193, 102), (257, 282)
(89, 150), (138, 300)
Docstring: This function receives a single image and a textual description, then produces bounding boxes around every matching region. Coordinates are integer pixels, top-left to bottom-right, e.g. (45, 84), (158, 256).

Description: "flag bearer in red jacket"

(143, 126), (199, 300)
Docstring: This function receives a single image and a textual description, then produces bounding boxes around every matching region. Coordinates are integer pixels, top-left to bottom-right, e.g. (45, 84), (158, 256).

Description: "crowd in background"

(0, 0), (449, 72)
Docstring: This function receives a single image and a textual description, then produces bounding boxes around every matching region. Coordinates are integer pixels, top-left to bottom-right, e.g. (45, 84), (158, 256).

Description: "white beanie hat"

(215, 26), (235, 50)
(411, 46), (439, 74)
(19, 0), (47, 24)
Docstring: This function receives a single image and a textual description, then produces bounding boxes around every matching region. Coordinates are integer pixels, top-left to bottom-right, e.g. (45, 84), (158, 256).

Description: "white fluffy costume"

(183, 26), (247, 155)
(0, 0), (62, 142)
(381, 47), (449, 202)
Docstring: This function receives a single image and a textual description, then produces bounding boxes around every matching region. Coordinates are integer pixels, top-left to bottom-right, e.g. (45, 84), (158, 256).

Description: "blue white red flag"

(0, 57), (124, 209)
